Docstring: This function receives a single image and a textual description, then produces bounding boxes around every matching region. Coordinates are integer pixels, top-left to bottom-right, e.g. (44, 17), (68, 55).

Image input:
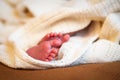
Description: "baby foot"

(26, 43), (59, 61)
(39, 32), (70, 47)
(26, 32), (70, 61)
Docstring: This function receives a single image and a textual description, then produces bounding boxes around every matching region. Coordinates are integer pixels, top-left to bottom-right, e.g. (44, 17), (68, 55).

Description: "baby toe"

(44, 34), (50, 39)
(58, 32), (63, 37)
(63, 34), (70, 42)
(50, 53), (56, 57)
(51, 48), (58, 53)
(53, 33), (57, 37)
(48, 56), (54, 61)
(45, 59), (49, 62)
(50, 32), (54, 37)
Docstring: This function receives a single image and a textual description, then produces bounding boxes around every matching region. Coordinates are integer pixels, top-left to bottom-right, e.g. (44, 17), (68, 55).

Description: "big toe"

(62, 34), (70, 42)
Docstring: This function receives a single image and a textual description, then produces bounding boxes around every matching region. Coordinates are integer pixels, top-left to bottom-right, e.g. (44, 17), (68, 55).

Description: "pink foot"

(43, 32), (70, 61)
(26, 32), (70, 61)
(26, 44), (58, 61)
(39, 32), (70, 47)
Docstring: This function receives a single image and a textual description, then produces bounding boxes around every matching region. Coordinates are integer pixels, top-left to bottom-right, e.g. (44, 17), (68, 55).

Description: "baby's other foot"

(47, 32), (70, 47)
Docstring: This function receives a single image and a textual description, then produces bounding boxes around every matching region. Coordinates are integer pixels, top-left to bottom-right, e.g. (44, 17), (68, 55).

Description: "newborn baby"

(26, 32), (70, 62)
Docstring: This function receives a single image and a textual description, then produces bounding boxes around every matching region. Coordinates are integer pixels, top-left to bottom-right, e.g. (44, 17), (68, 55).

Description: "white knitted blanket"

(0, 0), (120, 69)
